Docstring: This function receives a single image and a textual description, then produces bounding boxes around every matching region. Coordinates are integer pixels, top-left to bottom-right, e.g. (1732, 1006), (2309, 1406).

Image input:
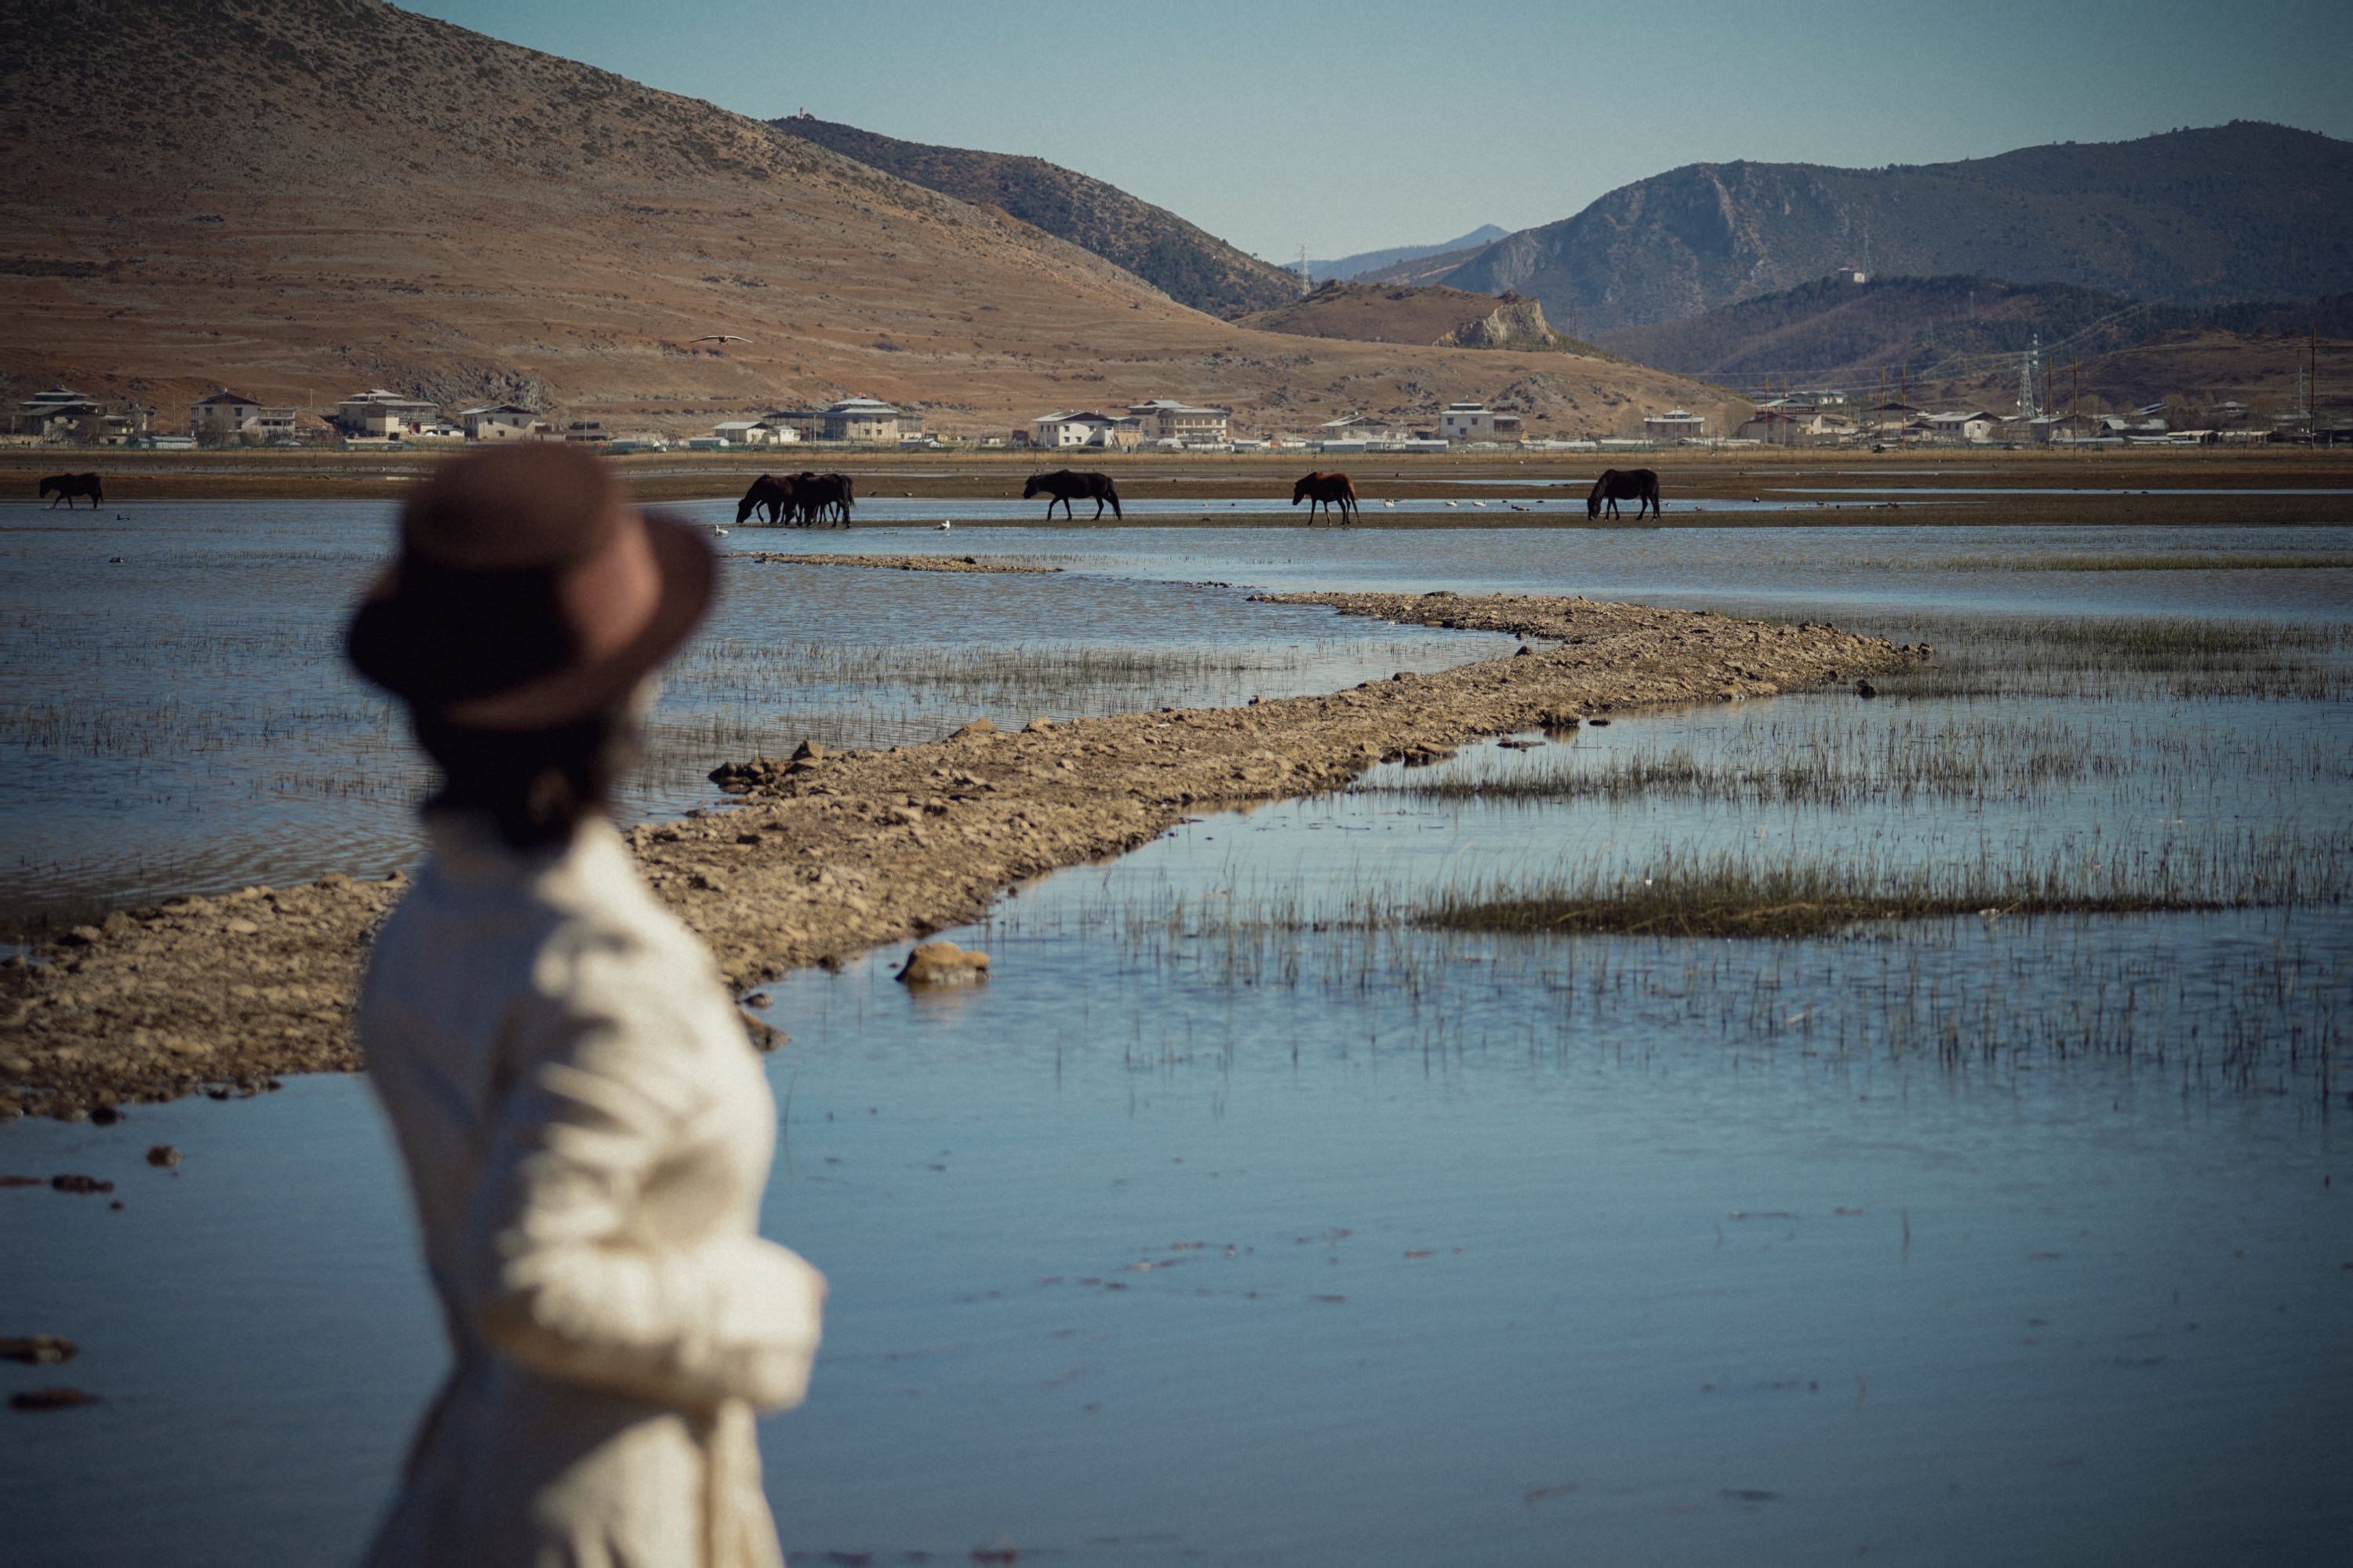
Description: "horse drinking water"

(1586, 467), (1660, 520)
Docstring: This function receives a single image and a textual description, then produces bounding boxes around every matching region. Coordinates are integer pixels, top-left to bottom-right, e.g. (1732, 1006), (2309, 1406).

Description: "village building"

(820, 396), (907, 442)
(561, 420), (609, 444)
(456, 404), (551, 441)
(1031, 411), (1141, 449)
(1641, 408), (1709, 442)
(333, 388), (443, 438)
(1435, 401), (1521, 444)
(13, 387), (102, 438)
(1922, 409), (1997, 444)
(1127, 398), (1231, 446)
(710, 417), (800, 447)
(188, 390), (296, 443)
(1317, 414), (1409, 447)
(1736, 406), (1838, 446)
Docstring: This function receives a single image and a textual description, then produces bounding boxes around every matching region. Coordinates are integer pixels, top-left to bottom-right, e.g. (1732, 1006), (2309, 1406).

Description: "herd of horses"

(735, 471), (856, 526)
(732, 467), (1662, 528)
(29, 464), (1660, 525)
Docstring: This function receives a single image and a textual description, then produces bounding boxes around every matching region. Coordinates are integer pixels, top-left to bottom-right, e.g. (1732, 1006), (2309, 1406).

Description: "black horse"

(1291, 471), (1358, 524)
(736, 474), (795, 525)
(40, 472), (103, 509)
(795, 471), (854, 526)
(1586, 467), (1660, 520)
(1024, 469), (1122, 520)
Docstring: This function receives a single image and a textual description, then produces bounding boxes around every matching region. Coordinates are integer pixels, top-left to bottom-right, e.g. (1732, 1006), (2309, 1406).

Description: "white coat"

(356, 812), (824, 1568)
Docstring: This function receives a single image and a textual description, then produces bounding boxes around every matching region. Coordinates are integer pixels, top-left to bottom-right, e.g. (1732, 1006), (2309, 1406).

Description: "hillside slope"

(1438, 123), (2353, 334)
(0, 0), (1720, 438)
(773, 116), (1302, 318)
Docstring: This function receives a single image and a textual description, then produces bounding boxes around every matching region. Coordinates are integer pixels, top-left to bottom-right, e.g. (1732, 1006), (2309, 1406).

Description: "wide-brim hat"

(345, 444), (715, 729)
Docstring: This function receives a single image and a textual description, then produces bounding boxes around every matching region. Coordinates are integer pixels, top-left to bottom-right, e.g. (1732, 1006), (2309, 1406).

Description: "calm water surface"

(2, 507), (2348, 1563)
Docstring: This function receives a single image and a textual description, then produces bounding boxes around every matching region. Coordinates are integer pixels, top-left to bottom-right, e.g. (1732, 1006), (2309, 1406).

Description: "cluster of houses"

(11, 381), (2337, 453)
(1012, 399), (1525, 453)
(4, 386), (631, 449)
(1704, 394), (2310, 448)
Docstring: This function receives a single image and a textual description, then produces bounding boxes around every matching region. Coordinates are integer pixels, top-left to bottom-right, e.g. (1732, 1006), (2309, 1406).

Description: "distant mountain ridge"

(1308, 226), (1507, 284)
(1434, 123), (2353, 335)
(772, 116), (1302, 318)
(1593, 272), (2353, 384)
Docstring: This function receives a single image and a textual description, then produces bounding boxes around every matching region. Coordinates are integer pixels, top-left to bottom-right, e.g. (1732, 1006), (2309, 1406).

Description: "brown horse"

(39, 472), (103, 509)
(1023, 469), (1122, 520)
(1291, 471), (1358, 524)
(1586, 467), (1660, 519)
(795, 471), (855, 526)
(736, 473), (796, 524)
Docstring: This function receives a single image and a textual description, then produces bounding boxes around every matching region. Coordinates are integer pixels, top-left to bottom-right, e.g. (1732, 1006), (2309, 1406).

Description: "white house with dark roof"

(1127, 398), (1230, 445)
(456, 403), (551, 441)
(191, 388), (271, 440)
(1032, 410), (1141, 449)
(1436, 401), (1521, 444)
(333, 388), (442, 438)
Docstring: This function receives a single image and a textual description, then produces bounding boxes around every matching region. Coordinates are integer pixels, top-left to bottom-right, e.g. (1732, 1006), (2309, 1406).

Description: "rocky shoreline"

(0, 593), (1910, 1121)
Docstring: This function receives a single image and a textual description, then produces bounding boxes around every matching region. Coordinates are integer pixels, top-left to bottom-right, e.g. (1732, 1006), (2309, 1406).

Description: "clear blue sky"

(402, 0), (2351, 261)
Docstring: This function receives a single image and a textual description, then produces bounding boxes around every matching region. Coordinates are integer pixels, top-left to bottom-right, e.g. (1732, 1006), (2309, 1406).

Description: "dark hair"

(413, 703), (637, 849)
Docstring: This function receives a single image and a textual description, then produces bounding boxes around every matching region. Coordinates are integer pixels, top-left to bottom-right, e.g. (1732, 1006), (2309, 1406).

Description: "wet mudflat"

(2, 509), (2348, 1563)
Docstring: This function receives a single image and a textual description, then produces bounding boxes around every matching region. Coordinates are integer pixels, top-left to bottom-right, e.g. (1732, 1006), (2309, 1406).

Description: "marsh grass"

(1366, 710), (2344, 809)
(1411, 840), (2333, 940)
(1855, 615), (2353, 702)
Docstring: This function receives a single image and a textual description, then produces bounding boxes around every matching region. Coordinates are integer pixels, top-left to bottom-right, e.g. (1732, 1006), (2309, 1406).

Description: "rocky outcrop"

(1436, 295), (1566, 350)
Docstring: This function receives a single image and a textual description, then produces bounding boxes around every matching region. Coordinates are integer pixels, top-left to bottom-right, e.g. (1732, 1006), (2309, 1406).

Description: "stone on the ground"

(896, 940), (991, 986)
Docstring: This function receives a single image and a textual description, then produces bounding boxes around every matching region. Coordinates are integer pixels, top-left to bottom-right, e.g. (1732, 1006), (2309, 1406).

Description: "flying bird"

(689, 334), (751, 344)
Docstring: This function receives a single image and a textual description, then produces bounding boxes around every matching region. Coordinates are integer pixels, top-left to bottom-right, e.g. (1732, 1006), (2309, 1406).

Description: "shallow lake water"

(3, 507), (2350, 1563)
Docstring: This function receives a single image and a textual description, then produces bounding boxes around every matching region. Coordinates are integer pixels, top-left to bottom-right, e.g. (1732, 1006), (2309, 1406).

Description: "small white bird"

(712, 525), (729, 537)
(1383, 500), (1395, 508)
(1445, 500), (1458, 509)
(1471, 500), (1488, 508)
(690, 334), (751, 344)
(936, 520), (953, 531)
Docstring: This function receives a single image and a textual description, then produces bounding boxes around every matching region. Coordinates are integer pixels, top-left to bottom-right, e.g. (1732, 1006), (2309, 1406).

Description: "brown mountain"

(0, 0), (1715, 438)
(1438, 124), (2353, 335)
(773, 117), (1302, 318)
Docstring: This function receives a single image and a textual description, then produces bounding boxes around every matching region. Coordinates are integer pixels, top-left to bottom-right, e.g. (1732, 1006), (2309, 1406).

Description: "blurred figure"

(347, 446), (824, 1567)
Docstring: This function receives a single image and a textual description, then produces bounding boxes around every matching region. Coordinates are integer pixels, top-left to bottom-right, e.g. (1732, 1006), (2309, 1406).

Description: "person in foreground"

(345, 445), (825, 1567)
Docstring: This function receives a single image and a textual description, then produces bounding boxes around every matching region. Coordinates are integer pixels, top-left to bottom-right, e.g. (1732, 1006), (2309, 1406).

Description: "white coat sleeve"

(460, 938), (824, 1413)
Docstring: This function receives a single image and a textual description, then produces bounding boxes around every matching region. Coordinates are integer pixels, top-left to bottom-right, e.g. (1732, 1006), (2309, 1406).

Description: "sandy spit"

(0, 594), (1909, 1120)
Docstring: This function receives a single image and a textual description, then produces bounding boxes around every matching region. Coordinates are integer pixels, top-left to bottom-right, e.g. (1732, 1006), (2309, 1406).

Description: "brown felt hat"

(344, 444), (715, 729)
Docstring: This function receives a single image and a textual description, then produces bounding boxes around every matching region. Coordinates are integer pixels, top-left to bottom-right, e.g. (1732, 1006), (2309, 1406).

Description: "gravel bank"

(0, 593), (1909, 1120)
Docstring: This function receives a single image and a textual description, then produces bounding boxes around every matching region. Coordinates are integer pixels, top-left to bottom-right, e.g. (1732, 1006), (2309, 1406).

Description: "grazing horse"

(795, 471), (854, 526)
(39, 472), (103, 509)
(736, 473), (797, 525)
(1586, 467), (1660, 520)
(1023, 469), (1122, 521)
(1290, 471), (1359, 525)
